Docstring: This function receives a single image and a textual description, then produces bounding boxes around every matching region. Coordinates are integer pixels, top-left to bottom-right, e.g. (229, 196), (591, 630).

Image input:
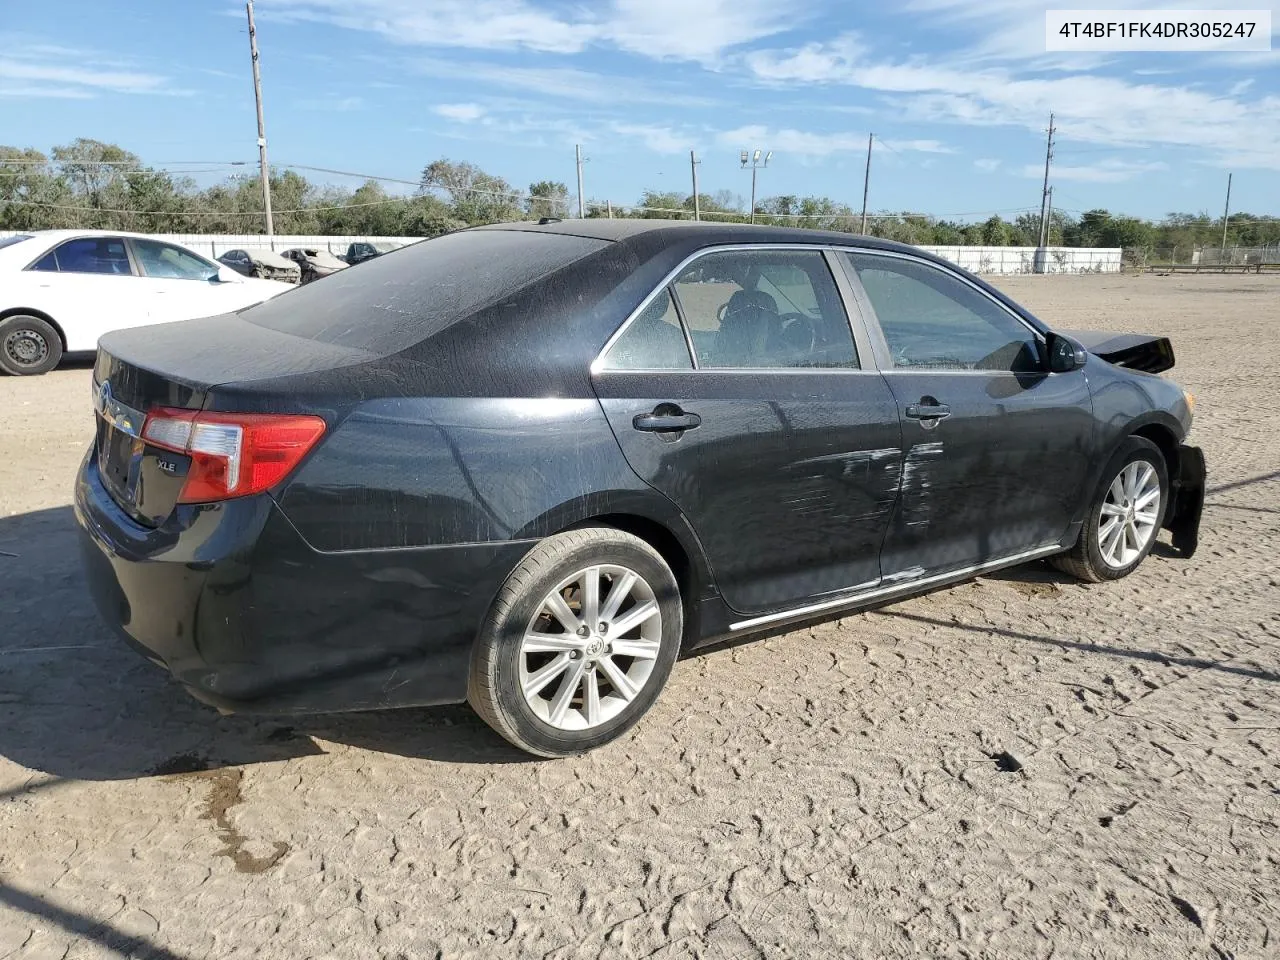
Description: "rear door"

(25, 236), (144, 349)
(837, 250), (1094, 578)
(593, 246), (903, 617)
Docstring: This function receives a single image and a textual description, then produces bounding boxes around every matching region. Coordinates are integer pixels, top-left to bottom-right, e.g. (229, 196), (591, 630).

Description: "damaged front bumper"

(1164, 444), (1206, 558)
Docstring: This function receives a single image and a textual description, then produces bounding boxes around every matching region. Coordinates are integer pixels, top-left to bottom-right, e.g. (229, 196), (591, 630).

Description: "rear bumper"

(75, 452), (535, 714)
(1164, 443), (1206, 558)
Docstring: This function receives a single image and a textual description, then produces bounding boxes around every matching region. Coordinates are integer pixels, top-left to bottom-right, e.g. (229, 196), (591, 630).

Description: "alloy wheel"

(519, 564), (663, 731)
(1098, 460), (1161, 568)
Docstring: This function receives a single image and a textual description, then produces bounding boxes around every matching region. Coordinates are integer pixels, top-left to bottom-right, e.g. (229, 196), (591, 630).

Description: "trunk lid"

(92, 312), (375, 526)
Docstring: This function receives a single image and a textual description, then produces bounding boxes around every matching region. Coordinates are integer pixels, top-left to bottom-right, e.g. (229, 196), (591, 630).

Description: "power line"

(0, 159), (250, 166)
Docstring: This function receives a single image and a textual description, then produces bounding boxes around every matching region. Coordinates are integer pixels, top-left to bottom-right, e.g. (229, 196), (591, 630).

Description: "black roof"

(473, 217), (923, 256)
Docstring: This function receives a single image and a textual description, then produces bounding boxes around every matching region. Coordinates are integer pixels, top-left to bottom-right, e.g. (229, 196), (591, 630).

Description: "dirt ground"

(0, 273), (1276, 959)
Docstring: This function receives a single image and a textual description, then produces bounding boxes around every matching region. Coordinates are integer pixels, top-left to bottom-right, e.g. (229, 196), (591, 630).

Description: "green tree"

(527, 180), (569, 219)
(421, 159), (522, 225)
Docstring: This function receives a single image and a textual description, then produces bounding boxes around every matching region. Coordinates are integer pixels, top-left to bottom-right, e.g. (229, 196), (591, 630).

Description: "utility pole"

(859, 132), (873, 233)
(1045, 186), (1054, 245)
(245, 1), (274, 238)
(575, 144), (585, 218)
(1221, 172), (1232, 257)
(690, 150), (700, 221)
(1037, 112), (1056, 249)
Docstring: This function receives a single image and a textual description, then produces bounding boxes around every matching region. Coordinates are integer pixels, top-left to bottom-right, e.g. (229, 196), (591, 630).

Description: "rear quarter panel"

(275, 397), (711, 590)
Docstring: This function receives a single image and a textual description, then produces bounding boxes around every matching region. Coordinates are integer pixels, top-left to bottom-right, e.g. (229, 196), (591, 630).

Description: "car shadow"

(0, 506), (533, 783)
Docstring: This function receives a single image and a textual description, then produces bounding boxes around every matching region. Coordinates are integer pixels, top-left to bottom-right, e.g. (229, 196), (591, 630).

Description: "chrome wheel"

(1098, 460), (1161, 568)
(519, 564), (663, 731)
(3, 328), (49, 369)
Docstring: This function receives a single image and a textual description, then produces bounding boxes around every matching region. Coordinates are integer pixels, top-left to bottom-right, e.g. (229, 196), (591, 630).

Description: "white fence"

(0, 230), (1123, 274)
(918, 245), (1122, 274)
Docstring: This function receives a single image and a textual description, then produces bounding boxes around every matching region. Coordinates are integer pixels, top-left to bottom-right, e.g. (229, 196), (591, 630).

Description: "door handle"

(905, 400), (951, 421)
(633, 409), (701, 433)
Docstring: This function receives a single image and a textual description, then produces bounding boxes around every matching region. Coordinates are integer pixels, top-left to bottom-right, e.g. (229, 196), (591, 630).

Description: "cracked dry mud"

(1, 273), (1277, 959)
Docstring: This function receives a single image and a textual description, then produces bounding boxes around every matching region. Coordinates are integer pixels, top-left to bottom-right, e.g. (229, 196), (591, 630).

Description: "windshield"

(242, 228), (608, 352)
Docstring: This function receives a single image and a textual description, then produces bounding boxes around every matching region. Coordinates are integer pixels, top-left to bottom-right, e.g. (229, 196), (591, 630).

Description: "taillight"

(142, 407), (326, 503)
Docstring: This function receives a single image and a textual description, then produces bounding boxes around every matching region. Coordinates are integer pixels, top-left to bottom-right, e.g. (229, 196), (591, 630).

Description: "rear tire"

(1051, 436), (1169, 582)
(0, 314), (62, 376)
(468, 527), (682, 757)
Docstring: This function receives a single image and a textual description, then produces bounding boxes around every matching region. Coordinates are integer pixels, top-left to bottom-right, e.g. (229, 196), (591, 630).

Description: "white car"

(0, 230), (293, 376)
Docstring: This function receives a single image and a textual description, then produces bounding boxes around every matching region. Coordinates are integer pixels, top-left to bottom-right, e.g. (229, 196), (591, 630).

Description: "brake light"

(141, 407), (326, 503)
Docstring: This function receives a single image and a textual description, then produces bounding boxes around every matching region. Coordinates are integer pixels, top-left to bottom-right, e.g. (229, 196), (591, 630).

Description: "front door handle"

(905, 397), (951, 422)
(633, 408), (701, 433)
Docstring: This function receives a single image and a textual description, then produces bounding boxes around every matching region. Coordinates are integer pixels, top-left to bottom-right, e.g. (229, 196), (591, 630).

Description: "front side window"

(599, 289), (692, 371)
(673, 249), (858, 370)
(132, 239), (217, 281)
(844, 253), (1041, 373)
(41, 237), (132, 275)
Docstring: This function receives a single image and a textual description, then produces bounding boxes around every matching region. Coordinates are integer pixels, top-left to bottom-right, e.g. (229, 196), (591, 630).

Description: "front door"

(593, 247), (903, 616)
(838, 250), (1094, 578)
(128, 237), (224, 323)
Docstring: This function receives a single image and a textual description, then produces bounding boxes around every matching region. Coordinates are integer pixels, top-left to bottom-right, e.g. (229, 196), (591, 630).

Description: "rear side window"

(673, 249), (858, 370)
(39, 237), (132, 276)
(599, 289), (692, 370)
(243, 229), (608, 351)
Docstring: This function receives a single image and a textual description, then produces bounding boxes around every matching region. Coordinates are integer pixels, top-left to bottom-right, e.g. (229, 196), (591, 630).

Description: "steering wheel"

(776, 312), (818, 353)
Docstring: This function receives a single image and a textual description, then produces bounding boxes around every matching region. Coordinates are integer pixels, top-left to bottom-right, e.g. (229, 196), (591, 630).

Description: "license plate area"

(96, 417), (142, 507)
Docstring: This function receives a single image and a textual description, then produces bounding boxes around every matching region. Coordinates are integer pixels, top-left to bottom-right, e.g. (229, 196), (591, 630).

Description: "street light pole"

(740, 149), (771, 224)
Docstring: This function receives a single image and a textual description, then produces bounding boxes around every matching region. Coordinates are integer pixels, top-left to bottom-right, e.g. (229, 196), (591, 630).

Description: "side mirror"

(1045, 332), (1087, 373)
(212, 265), (241, 284)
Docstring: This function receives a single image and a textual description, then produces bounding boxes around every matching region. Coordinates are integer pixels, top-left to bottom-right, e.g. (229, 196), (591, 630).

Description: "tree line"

(3, 139), (1277, 255)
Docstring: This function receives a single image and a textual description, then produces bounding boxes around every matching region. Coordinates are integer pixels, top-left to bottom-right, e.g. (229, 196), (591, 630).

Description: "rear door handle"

(633, 410), (701, 433)
(905, 402), (951, 421)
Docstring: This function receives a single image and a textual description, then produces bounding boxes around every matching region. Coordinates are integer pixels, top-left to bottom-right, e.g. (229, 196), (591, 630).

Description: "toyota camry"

(76, 220), (1206, 757)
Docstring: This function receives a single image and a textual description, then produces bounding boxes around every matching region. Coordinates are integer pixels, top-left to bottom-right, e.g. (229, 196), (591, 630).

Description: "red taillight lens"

(142, 407), (326, 503)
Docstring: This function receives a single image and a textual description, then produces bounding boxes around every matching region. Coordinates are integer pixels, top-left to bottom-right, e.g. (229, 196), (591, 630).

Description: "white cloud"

(610, 123), (693, 154)
(1019, 158), (1168, 183)
(434, 102), (486, 121)
(0, 61), (169, 95)
(745, 31), (1280, 169)
(715, 125), (951, 158)
(263, 0), (801, 63)
(297, 95), (365, 112)
(0, 34), (180, 98)
(412, 60), (716, 107)
(974, 158), (1001, 172)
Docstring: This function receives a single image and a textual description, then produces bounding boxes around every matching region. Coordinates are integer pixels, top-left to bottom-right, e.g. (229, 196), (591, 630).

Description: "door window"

(131, 239), (218, 281)
(599, 289), (693, 370)
(844, 253), (1041, 373)
(673, 250), (858, 370)
(38, 237), (133, 275)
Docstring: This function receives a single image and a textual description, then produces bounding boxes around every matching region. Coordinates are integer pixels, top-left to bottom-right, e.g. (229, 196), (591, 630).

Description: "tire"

(468, 527), (683, 757)
(0, 314), (63, 376)
(1051, 436), (1169, 583)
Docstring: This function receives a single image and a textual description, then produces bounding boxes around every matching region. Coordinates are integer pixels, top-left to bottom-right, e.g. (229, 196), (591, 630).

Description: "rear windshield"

(242, 229), (607, 352)
(0, 234), (33, 250)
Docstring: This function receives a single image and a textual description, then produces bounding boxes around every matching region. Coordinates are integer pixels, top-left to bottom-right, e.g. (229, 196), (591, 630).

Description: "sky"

(1, 0), (1277, 222)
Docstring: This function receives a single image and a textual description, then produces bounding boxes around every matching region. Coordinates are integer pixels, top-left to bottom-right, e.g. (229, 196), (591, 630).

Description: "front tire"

(0, 314), (62, 376)
(1052, 436), (1169, 582)
(468, 527), (682, 757)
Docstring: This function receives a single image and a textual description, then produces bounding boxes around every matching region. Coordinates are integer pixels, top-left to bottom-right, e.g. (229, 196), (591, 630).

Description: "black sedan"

(75, 220), (1205, 757)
